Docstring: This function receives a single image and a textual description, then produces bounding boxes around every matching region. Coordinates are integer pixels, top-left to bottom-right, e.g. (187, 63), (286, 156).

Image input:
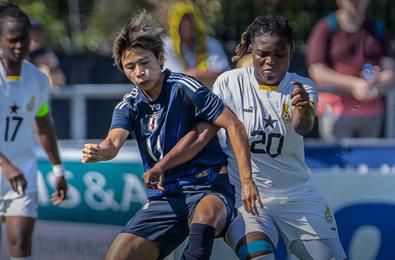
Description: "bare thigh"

(5, 216), (35, 257)
(105, 232), (160, 260)
(190, 194), (228, 236)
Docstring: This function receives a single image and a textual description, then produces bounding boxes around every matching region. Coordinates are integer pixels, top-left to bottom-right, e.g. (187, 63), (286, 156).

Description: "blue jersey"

(111, 70), (228, 199)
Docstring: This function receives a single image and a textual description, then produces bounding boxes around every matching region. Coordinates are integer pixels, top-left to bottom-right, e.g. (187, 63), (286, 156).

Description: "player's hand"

(241, 179), (262, 216)
(143, 166), (165, 191)
(51, 176), (68, 205)
(82, 143), (103, 163)
(291, 81), (310, 112)
(2, 159), (26, 195)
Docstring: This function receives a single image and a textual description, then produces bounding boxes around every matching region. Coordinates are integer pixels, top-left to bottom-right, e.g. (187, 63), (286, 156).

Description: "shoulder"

(166, 70), (204, 91)
(22, 60), (48, 81)
(116, 86), (140, 108)
(216, 67), (251, 85)
(310, 15), (332, 36)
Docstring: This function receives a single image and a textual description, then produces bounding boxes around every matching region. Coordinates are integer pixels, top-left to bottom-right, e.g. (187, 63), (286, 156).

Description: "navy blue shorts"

(121, 173), (235, 259)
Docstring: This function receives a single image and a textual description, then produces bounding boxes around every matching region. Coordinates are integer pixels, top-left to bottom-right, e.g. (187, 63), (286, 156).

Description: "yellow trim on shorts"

(36, 102), (49, 117)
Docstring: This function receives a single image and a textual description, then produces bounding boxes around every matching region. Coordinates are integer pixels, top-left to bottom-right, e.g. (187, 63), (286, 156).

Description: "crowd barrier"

(1, 140), (395, 260)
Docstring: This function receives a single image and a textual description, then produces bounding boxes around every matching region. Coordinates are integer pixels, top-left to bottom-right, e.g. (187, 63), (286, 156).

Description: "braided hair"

(232, 15), (293, 63)
(0, 3), (31, 35)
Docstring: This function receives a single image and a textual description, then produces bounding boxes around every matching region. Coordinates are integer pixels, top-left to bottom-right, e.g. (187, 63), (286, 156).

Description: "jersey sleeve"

(110, 95), (135, 132)
(176, 76), (225, 122)
(36, 70), (50, 117)
(212, 72), (231, 103)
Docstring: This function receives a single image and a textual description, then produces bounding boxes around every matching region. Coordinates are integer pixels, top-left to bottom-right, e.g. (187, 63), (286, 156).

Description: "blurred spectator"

(29, 19), (66, 87)
(306, 0), (395, 140)
(163, 1), (231, 87)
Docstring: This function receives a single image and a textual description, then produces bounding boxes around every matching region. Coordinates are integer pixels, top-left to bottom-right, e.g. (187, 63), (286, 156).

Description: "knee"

(8, 235), (32, 256)
(236, 240), (275, 260)
(192, 197), (228, 228)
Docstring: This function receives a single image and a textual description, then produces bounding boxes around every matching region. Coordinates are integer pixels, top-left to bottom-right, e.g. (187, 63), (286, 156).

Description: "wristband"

(52, 164), (65, 177)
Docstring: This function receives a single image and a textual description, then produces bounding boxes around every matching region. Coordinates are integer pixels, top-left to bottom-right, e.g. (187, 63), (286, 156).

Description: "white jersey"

(0, 60), (50, 199)
(213, 67), (318, 207)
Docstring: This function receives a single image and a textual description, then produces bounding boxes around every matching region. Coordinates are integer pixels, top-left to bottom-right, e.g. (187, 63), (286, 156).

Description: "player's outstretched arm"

(144, 122), (219, 190)
(213, 107), (262, 215)
(82, 128), (129, 163)
(36, 114), (68, 204)
(290, 81), (315, 135)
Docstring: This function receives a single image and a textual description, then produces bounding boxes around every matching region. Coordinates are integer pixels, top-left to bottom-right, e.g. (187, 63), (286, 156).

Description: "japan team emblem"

(325, 205), (334, 224)
(27, 96), (36, 111)
(281, 102), (291, 124)
(148, 112), (159, 132)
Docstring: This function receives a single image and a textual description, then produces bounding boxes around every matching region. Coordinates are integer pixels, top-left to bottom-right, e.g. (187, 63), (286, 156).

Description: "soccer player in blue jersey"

(81, 11), (260, 260)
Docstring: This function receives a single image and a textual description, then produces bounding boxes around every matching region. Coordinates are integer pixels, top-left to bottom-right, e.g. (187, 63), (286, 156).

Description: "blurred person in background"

(0, 3), (68, 259)
(147, 15), (346, 259)
(29, 19), (66, 87)
(306, 0), (395, 140)
(163, 1), (231, 87)
(82, 11), (260, 260)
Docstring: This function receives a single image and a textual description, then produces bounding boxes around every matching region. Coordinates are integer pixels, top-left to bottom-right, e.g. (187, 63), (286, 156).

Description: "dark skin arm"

(290, 81), (315, 136)
(35, 114), (68, 205)
(0, 152), (27, 195)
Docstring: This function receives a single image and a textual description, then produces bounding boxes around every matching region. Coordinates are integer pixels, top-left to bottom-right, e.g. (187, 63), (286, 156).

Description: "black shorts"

(121, 173), (235, 259)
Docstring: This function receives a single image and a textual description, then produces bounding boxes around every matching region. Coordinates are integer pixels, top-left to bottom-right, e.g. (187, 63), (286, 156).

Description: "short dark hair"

(232, 15), (294, 63)
(0, 3), (31, 35)
(113, 10), (164, 70)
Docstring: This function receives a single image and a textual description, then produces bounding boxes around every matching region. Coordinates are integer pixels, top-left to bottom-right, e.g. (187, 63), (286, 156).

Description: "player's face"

(251, 34), (291, 86)
(121, 47), (164, 96)
(0, 19), (31, 63)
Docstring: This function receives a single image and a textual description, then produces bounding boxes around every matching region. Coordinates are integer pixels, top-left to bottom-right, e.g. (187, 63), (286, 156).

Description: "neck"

(337, 10), (364, 33)
(143, 73), (165, 101)
(0, 58), (22, 76)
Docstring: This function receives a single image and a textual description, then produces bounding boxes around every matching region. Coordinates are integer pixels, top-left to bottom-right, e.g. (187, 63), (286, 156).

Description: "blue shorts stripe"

(237, 240), (274, 260)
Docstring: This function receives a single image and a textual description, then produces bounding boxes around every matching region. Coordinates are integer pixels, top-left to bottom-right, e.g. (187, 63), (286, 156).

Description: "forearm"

(292, 106), (315, 136)
(376, 69), (395, 92)
(96, 139), (121, 161)
(0, 152), (10, 166)
(227, 121), (253, 183)
(156, 123), (219, 171)
(308, 63), (358, 92)
(36, 117), (62, 165)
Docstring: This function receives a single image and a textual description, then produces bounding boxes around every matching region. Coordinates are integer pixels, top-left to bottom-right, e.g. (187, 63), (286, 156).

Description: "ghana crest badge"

(325, 205), (334, 224)
(281, 102), (291, 124)
(27, 96), (36, 111)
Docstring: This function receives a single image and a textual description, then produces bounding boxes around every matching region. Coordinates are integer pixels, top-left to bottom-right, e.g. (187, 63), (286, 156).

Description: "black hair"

(113, 10), (164, 70)
(0, 3), (31, 35)
(232, 15), (294, 63)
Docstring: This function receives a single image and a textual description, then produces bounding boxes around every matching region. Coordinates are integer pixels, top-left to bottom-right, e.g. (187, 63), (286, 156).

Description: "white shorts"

(0, 192), (38, 218)
(226, 196), (342, 251)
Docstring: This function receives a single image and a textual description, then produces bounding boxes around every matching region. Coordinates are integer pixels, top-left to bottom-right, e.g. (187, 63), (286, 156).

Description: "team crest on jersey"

(148, 112), (159, 132)
(281, 102), (292, 124)
(27, 96), (36, 111)
(324, 205), (334, 224)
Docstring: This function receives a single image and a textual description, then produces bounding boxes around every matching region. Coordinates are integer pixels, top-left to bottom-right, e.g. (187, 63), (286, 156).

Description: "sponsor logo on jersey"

(148, 112), (159, 132)
(325, 205), (334, 224)
(149, 103), (161, 111)
(27, 96), (36, 111)
(243, 106), (254, 113)
(281, 102), (292, 124)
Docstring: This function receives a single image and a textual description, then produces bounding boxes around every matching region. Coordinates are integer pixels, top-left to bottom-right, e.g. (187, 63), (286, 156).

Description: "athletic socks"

(181, 223), (216, 260)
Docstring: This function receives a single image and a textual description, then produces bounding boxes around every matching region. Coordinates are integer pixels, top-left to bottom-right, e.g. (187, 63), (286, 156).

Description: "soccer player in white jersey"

(146, 15), (347, 259)
(0, 4), (68, 260)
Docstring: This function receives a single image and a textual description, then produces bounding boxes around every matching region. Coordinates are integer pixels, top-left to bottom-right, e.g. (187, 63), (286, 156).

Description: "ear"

(158, 51), (165, 67)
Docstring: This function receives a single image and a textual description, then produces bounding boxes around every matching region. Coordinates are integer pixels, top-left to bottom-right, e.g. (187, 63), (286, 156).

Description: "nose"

(135, 65), (145, 77)
(266, 55), (275, 65)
